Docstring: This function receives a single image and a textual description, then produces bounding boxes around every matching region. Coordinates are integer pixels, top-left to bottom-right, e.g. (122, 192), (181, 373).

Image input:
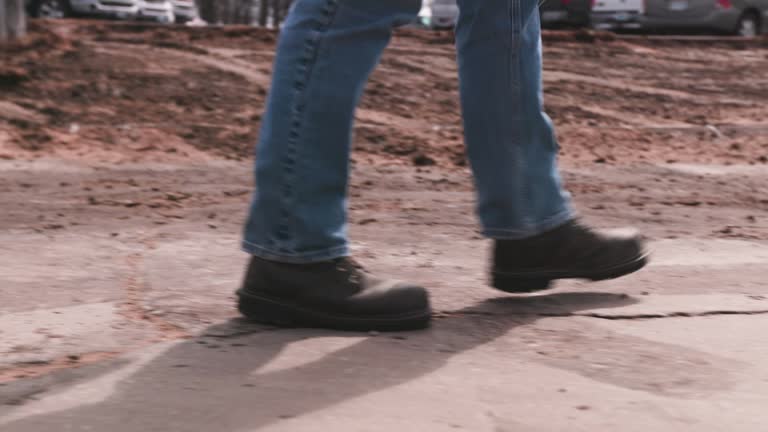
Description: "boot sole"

(492, 253), (649, 294)
(236, 290), (432, 332)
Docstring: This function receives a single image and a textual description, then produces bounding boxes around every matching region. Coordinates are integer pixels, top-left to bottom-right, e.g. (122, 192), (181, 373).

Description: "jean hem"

(483, 208), (574, 240)
(241, 240), (349, 264)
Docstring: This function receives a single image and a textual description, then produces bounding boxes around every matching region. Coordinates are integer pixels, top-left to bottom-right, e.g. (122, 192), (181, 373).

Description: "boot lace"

(334, 257), (366, 284)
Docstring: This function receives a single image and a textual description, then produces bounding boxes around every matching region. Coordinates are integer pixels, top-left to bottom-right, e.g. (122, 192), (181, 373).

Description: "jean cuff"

(482, 208), (575, 240)
(241, 240), (349, 264)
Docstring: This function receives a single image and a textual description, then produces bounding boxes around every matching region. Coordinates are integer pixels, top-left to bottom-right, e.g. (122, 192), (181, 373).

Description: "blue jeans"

(243, 0), (573, 263)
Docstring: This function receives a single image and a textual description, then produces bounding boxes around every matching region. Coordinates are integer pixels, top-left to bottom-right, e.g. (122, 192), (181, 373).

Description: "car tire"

(29, 0), (71, 18)
(735, 11), (760, 37)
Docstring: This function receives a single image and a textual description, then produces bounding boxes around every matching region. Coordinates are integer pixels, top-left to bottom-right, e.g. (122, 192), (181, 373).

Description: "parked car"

(540, 0), (593, 27)
(417, 0), (594, 29)
(411, 0), (766, 36)
(591, 0), (645, 30)
(170, 0), (198, 24)
(641, 0), (767, 36)
(418, 0), (460, 29)
(26, 0), (141, 19)
(136, 0), (174, 23)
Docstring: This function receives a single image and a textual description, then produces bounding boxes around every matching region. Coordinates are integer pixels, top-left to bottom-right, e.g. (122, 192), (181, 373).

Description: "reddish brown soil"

(0, 20), (766, 248)
(2, 20), (767, 166)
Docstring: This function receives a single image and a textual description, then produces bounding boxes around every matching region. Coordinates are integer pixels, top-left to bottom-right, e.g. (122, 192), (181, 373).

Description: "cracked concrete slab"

(0, 302), (154, 375)
(141, 234), (246, 333)
(1, 159), (767, 430)
(650, 239), (768, 267)
(4, 312), (768, 431)
(0, 232), (138, 314)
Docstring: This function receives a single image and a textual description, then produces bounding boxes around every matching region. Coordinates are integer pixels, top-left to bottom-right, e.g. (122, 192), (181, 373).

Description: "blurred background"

(8, 0), (768, 35)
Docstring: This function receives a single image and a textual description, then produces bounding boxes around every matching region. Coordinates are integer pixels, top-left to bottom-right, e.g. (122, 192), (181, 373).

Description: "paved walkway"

(1, 160), (767, 431)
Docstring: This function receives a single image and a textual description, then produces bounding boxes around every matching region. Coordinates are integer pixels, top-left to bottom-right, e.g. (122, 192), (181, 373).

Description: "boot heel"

(237, 292), (296, 326)
(492, 273), (552, 293)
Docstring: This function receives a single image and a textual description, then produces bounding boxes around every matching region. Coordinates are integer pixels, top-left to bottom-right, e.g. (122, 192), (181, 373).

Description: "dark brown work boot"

(237, 256), (431, 331)
(492, 220), (648, 293)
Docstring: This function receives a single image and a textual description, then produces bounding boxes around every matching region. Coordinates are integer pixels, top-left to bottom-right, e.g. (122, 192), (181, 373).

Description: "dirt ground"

(1, 19), (768, 431)
(1, 20), (767, 241)
(2, 20), (768, 166)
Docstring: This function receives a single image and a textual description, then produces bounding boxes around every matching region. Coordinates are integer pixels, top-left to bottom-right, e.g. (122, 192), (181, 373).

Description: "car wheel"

(32, 0), (70, 19)
(735, 11), (760, 37)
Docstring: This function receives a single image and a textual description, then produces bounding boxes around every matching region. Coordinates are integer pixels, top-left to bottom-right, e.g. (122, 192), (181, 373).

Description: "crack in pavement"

(438, 309), (768, 320)
(571, 309), (768, 320)
(118, 234), (189, 341)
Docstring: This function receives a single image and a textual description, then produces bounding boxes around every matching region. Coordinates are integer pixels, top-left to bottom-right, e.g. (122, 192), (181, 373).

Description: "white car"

(170, 0), (198, 23)
(418, 0), (460, 29)
(26, 0), (141, 19)
(137, 0), (174, 23)
(26, 0), (176, 23)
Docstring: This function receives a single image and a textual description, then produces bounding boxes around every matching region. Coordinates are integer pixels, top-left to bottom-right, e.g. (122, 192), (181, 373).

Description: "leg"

(238, 0), (431, 331)
(456, 0), (572, 239)
(243, 0), (422, 263)
(456, 0), (648, 292)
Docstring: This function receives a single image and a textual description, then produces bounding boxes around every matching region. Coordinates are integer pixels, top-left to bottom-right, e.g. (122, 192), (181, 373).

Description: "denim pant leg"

(242, 0), (422, 263)
(456, 0), (574, 239)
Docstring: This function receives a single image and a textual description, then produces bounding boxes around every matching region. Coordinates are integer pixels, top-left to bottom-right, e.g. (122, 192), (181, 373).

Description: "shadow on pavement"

(3, 292), (636, 431)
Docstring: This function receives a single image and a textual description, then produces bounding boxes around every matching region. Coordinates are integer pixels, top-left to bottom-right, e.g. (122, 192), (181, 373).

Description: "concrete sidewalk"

(1, 160), (768, 431)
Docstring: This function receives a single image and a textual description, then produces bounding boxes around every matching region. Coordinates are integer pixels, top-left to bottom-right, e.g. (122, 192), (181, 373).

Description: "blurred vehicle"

(137, 0), (174, 23)
(170, 0), (198, 24)
(26, 0), (141, 19)
(418, 0), (459, 29)
(416, 0), (594, 29)
(540, 0), (593, 27)
(591, 0), (645, 30)
(642, 0), (767, 36)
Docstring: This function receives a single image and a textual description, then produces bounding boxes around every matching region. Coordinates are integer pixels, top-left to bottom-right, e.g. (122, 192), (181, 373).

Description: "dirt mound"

(0, 65), (28, 88)
(1, 21), (73, 87)
(1, 20), (72, 53)
(1, 19), (767, 166)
